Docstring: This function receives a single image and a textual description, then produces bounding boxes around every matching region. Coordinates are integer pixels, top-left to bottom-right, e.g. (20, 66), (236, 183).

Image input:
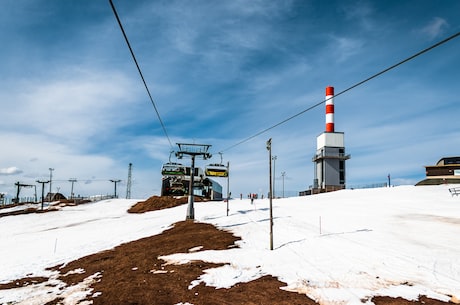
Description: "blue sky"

(1, 0), (459, 199)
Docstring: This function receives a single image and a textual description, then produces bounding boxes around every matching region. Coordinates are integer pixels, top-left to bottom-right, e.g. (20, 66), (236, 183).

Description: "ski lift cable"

(219, 30), (460, 153)
(109, 0), (173, 149)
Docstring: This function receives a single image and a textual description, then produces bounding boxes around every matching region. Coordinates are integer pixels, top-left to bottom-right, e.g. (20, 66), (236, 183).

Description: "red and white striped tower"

(325, 86), (334, 132)
(312, 85), (349, 192)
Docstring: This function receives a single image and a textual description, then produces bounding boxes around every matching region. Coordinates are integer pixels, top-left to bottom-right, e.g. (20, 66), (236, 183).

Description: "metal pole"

(272, 156), (277, 198)
(267, 138), (273, 250)
(226, 161), (230, 216)
(14, 182), (20, 204)
(186, 155), (196, 220)
(110, 179), (121, 198)
(69, 178), (77, 199)
(281, 171), (286, 198)
(114, 181), (117, 198)
(49, 168), (54, 196)
(41, 182), (45, 210)
(37, 180), (50, 210)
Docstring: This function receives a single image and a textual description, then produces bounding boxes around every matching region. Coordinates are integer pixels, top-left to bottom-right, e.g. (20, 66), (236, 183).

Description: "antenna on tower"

(126, 163), (132, 199)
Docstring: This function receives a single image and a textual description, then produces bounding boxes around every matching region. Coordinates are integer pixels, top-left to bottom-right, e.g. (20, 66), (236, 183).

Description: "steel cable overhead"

(220, 30), (460, 153)
(109, 0), (173, 149)
(108, 0), (459, 155)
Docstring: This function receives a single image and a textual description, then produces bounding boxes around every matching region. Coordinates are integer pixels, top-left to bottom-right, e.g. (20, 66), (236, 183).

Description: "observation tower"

(312, 86), (350, 193)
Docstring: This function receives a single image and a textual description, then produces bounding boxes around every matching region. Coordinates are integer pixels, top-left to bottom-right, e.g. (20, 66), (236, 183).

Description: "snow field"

(1, 185), (459, 305)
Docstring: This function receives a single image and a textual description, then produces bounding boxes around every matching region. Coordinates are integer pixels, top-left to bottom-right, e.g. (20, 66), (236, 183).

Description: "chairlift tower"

(36, 180), (50, 210)
(68, 178), (77, 199)
(175, 143), (211, 220)
(14, 182), (34, 204)
(110, 179), (121, 198)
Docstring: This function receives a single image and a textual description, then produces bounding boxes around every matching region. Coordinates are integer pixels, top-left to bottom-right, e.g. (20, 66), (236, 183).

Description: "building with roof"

(416, 157), (460, 185)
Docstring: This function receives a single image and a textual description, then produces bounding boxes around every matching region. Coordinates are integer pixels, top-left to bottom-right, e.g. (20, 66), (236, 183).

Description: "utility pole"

(126, 163), (132, 199)
(36, 180), (50, 210)
(266, 138), (274, 250)
(49, 168), (54, 196)
(68, 178), (77, 199)
(272, 155), (277, 198)
(281, 171), (286, 198)
(110, 179), (121, 198)
(226, 161), (230, 216)
(176, 143), (211, 220)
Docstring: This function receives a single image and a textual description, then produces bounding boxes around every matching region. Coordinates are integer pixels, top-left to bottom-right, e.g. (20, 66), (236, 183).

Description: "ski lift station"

(161, 164), (223, 200)
(160, 146), (228, 200)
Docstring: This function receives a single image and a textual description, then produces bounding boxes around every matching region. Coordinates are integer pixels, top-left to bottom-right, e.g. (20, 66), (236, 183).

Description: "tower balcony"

(312, 152), (351, 162)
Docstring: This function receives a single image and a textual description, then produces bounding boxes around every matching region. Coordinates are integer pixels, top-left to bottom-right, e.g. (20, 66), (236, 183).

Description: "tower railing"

(312, 152), (351, 161)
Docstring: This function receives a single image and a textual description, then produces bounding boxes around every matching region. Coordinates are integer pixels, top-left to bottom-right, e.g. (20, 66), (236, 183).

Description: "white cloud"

(226, 0), (294, 17)
(420, 17), (448, 40)
(0, 131), (121, 197)
(1, 1), (459, 199)
(0, 68), (139, 143)
(341, 0), (375, 31)
(0, 167), (22, 175)
(330, 36), (364, 62)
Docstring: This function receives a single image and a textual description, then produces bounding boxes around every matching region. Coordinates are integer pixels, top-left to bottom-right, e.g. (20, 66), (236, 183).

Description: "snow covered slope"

(1, 185), (459, 304)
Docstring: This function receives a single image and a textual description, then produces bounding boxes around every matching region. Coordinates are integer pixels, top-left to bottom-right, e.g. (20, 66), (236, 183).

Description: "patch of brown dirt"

(372, 296), (455, 305)
(0, 200), (90, 218)
(0, 202), (23, 210)
(0, 276), (48, 289)
(128, 195), (206, 213)
(0, 207), (39, 217)
(59, 198), (91, 205)
(0, 206), (63, 218)
(47, 220), (317, 304)
(1, 220), (454, 304)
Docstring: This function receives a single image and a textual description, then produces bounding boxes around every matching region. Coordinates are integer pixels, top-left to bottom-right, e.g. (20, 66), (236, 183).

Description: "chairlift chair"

(205, 152), (228, 177)
(162, 151), (186, 176)
(161, 162), (186, 176)
(205, 163), (228, 177)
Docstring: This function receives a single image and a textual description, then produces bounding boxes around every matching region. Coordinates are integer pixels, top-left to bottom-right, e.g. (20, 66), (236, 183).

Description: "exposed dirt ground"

(127, 195), (206, 213)
(0, 196), (455, 305)
(0, 199), (90, 217)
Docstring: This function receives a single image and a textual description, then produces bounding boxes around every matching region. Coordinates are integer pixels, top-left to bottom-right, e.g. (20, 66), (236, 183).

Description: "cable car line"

(108, 3), (458, 206)
(219, 30), (460, 153)
(109, 0), (173, 149)
(108, 1), (459, 165)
